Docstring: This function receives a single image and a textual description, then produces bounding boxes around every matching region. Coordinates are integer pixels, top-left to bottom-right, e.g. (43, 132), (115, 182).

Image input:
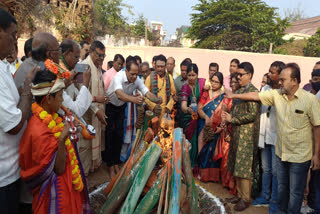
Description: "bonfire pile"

(99, 107), (198, 214)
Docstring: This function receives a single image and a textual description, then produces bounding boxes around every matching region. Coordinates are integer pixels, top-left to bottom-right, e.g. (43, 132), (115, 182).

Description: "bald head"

(60, 39), (79, 54)
(61, 39), (80, 70)
(32, 32), (60, 63)
(166, 56), (175, 75)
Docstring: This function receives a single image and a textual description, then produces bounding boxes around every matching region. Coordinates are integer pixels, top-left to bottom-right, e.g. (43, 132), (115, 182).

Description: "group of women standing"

(178, 63), (241, 194)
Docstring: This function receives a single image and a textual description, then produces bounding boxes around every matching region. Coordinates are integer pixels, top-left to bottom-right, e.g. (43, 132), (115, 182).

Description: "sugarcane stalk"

(120, 143), (162, 214)
(133, 167), (167, 214)
(99, 159), (141, 214)
(157, 163), (168, 214)
(99, 132), (149, 214)
(168, 128), (183, 214)
(164, 159), (172, 214)
(182, 138), (199, 214)
(105, 129), (142, 195)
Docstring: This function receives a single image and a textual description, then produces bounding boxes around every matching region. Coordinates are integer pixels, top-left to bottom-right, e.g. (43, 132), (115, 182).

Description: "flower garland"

(44, 59), (71, 79)
(31, 102), (84, 192)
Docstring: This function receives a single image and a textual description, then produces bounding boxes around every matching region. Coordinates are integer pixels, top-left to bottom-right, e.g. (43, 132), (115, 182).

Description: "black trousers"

(102, 103), (126, 166)
(0, 179), (20, 214)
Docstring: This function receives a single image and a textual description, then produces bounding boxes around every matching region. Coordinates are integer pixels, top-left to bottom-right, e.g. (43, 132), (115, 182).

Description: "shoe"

(234, 199), (250, 212)
(252, 196), (269, 207)
(225, 196), (241, 204)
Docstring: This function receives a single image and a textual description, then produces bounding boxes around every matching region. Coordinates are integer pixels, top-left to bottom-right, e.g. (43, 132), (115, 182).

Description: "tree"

(132, 14), (146, 37)
(284, 6), (306, 23)
(304, 28), (320, 57)
(187, 0), (289, 52)
(93, 0), (132, 36)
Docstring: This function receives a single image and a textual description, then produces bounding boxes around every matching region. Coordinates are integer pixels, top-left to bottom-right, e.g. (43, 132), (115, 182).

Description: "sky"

(122, 0), (319, 41)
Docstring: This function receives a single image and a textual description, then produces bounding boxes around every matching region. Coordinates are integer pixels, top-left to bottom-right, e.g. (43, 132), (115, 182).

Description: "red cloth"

(19, 115), (89, 214)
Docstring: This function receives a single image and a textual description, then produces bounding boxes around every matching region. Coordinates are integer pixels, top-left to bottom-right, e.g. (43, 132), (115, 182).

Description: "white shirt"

(106, 70), (149, 106)
(258, 85), (277, 148)
(0, 60), (26, 187)
(62, 85), (93, 118)
(316, 90), (320, 101)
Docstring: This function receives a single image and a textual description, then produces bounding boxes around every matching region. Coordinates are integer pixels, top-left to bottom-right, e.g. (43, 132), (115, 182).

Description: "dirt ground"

(86, 164), (268, 214)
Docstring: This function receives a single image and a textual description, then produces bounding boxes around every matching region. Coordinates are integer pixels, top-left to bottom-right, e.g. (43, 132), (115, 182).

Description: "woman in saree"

(197, 72), (233, 184)
(19, 69), (91, 214)
(181, 63), (206, 175)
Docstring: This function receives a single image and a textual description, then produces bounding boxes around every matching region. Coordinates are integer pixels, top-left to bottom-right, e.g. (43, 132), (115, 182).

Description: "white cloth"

(0, 60), (26, 187)
(258, 85), (277, 148)
(316, 90), (320, 101)
(3, 58), (22, 76)
(31, 78), (65, 96)
(106, 70), (149, 106)
(62, 85), (92, 118)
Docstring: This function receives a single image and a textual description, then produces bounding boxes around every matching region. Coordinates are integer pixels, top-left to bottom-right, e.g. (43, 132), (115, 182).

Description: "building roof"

(285, 16), (320, 36)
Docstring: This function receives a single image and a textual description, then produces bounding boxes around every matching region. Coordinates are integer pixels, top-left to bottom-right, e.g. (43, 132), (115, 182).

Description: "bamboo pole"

(157, 163), (168, 214)
(99, 131), (148, 214)
(164, 159), (172, 214)
(168, 128), (183, 214)
(99, 160), (141, 214)
(133, 167), (167, 214)
(120, 143), (162, 214)
(104, 129), (142, 195)
(182, 138), (199, 214)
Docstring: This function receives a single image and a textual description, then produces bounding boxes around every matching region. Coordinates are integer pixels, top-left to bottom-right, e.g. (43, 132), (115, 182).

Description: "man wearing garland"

(145, 54), (176, 119)
(19, 68), (91, 214)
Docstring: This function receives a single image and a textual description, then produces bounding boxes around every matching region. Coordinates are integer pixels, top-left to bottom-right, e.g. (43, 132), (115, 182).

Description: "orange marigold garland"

(31, 102), (84, 192)
(44, 59), (71, 79)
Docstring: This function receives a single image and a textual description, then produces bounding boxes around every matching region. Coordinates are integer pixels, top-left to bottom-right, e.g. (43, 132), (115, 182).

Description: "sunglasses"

(237, 72), (249, 77)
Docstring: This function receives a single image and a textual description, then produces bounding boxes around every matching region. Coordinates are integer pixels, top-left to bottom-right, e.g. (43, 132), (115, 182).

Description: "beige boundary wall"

(101, 46), (320, 88)
(17, 39), (319, 88)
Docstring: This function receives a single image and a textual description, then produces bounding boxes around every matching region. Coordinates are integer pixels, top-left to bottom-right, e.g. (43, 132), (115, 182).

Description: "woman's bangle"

(93, 96), (96, 102)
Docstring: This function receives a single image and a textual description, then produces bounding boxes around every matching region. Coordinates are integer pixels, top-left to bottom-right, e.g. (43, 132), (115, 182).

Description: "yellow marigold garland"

(31, 102), (84, 192)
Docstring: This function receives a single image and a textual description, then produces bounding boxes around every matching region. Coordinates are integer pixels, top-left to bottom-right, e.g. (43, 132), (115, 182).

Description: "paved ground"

(86, 164), (269, 214)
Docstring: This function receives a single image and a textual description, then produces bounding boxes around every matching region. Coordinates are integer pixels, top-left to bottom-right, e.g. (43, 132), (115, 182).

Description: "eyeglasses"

(237, 72), (249, 77)
(94, 50), (105, 59)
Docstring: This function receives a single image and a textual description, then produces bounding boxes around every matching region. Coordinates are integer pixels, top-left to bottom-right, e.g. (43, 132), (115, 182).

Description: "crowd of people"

(1, 8), (320, 214)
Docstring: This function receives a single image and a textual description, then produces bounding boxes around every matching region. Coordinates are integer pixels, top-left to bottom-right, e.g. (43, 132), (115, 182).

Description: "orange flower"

(55, 117), (63, 124)
(45, 59), (59, 75)
(43, 114), (53, 125)
(62, 71), (71, 79)
(52, 126), (62, 133)
(32, 103), (44, 115)
(72, 171), (80, 180)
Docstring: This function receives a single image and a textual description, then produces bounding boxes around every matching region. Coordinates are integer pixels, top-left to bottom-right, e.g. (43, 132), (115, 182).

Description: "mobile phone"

(38, 61), (46, 71)
(75, 64), (89, 73)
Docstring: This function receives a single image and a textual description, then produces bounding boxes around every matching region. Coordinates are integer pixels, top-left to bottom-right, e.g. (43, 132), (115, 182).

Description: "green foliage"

(304, 28), (320, 57)
(93, 0), (132, 36)
(188, 0), (289, 52)
(132, 14), (146, 37)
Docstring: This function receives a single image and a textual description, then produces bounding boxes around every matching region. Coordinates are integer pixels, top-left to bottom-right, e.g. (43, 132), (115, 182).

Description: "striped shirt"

(259, 88), (320, 163)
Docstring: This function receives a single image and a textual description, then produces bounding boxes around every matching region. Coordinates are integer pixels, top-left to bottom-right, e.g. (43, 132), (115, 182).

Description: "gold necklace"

(190, 83), (197, 98)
